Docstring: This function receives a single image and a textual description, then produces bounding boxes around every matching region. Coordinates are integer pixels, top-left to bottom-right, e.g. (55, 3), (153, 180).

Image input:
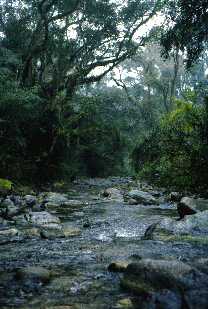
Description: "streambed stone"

(108, 261), (129, 272)
(122, 259), (192, 292)
(26, 211), (61, 226)
(177, 197), (208, 218)
(62, 224), (81, 237)
(125, 190), (157, 205)
(40, 192), (69, 205)
(0, 227), (19, 244)
(143, 210), (208, 242)
(102, 188), (123, 201)
(15, 266), (51, 283)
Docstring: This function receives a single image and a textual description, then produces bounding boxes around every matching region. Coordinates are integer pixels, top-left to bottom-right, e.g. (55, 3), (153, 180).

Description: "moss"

(0, 178), (13, 194)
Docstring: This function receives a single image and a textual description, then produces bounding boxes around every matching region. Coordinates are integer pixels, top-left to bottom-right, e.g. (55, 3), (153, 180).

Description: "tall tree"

(0, 0), (165, 97)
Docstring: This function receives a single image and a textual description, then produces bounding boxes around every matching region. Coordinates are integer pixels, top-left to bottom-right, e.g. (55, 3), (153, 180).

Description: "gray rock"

(15, 266), (51, 283)
(26, 211), (61, 227)
(40, 192), (69, 205)
(121, 259), (192, 294)
(143, 210), (208, 241)
(102, 188), (123, 201)
(177, 197), (208, 218)
(125, 190), (157, 205)
(0, 227), (19, 244)
(62, 223), (81, 237)
(40, 227), (65, 239)
(24, 195), (37, 207)
(0, 198), (20, 218)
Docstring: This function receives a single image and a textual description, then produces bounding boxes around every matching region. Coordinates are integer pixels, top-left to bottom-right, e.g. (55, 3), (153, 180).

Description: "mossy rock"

(0, 178), (13, 195)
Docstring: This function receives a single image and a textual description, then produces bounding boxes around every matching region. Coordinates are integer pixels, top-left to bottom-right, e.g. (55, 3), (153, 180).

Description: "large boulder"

(125, 190), (157, 205)
(45, 199), (87, 211)
(122, 259), (192, 294)
(40, 192), (69, 205)
(143, 210), (208, 242)
(177, 197), (208, 218)
(25, 211), (60, 227)
(121, 259), (208, 308)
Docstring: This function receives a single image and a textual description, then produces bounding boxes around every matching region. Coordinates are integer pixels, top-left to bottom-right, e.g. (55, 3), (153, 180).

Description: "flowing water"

(0, 178), (207, 308)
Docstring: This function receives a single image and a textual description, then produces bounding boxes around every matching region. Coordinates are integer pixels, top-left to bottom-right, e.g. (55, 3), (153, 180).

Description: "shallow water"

(0, 179), (207, 308)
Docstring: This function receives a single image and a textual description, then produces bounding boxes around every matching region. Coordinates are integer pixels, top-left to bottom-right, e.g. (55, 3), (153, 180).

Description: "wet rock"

(24, 194), (37, 207)
(40, 226), (65, 239)
(26, 211), (61, 227)
(45, 199), (87, 211)
(102, 188), (123, 201)
(127, 199), (138, 205)
(41, 192), (69, 205)
(121, 259), (192, 295)
(143, 210), (208, 242)
(115, 298), (134, 308)
(184, 289), (208, 309)
(62, 223), (81, 237)
(177, 197), (208, 218)
(20, 227), (40, 238)
(10, 194), (23, 206)
(13, 214), (29, 226)
(167, 192), (182, 203)
(15, 266), (51, 283)
(0, 227), (19, 244)
(125, 190), (157, 205)
(0, 198), (20, 218)
(108, 261), (129, 272)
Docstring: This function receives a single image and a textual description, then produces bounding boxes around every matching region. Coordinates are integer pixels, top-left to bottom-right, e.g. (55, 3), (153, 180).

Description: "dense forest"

(0, 0), (208, 189)
(1, 2), (208, 309)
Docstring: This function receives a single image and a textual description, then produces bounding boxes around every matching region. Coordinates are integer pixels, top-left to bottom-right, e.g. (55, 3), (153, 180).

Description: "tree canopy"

(161, 0), (208, 67)
(0, 0), (164, 97)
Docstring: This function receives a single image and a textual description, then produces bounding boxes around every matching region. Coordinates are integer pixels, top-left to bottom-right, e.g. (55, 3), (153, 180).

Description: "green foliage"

(161, 0), (208, 67)
(132, 92), (208, 190)
(0, 178), (13, 191)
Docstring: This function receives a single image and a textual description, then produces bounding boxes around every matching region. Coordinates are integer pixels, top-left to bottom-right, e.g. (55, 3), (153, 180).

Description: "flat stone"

(16, 266), (51, 283)
(115, 298), (134, 309)
(62, 224), (81, 237)
(125, 190), (157, 205)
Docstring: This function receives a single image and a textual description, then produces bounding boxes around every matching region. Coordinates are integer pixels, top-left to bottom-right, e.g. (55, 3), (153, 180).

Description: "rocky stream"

(0, 177), (208, 309)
